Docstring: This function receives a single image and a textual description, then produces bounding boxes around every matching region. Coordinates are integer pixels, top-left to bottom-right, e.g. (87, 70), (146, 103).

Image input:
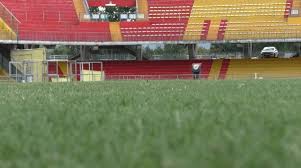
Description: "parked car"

(261, 47), (279, 58)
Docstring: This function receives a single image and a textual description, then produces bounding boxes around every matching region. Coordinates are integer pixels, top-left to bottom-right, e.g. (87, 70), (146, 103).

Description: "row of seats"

(0, 0), (113, 41)
(47, 60), (213, 80)
(102, 60), (212, 79)
(87, 58), (301, 80)
(119, 0), (194, 41)
(19, 22), (111, 41)
(46, 58), (301, 81)
(118, 0), (297, 41)
(1, 0), (78, 23)
(226, 58), (301, 79)
(0, 0), (300, 42)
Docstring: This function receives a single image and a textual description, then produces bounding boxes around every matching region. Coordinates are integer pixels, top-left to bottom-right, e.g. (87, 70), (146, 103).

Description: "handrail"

(83, 0), (90, 14)
(0, 1), (20, 24)
(104, 73), (301, 81)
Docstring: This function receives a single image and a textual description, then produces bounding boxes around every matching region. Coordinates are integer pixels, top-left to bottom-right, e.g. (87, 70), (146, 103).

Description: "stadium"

(1, 0), (301, 167)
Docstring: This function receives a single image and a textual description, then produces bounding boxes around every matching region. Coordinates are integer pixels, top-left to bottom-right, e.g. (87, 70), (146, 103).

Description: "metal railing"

(105, 73), (301, 81)
(47, 55), (71, 60)
(1, 72), (301, 83)
(16, 30), (301, 43)
(83, 0), (90, 15)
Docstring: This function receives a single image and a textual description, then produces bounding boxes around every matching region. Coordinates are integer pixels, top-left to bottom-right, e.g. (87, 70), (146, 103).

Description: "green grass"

(1, 80), (301, 168)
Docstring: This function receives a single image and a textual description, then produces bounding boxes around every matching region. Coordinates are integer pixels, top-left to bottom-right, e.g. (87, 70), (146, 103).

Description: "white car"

(261, 47), (279, 58)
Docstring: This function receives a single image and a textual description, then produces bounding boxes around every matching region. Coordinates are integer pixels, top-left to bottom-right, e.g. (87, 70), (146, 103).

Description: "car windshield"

(263, 48), (275, 51)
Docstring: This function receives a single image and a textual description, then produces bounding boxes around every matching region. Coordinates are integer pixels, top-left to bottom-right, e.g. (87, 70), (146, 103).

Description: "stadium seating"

(1, 0), (78, 23)
(46, 58), (301, 81)
(208, 59), (223, 80)
(226, 58), (301, 79)
(120, 0), (194, 41)
(1, 0), (111, 41)
(19, 22), (111, 42)
(47, 60), (214, 81)
(101, 60), (213, 80)
(0, 0), (300, 42)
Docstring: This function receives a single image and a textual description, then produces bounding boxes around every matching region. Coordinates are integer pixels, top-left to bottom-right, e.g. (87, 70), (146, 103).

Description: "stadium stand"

(98, 58), (301, 80)
(1, 0), (78, 23)
(0, 0), (299, 42)
(0, 0), (111, 42)
(208, 59), (223, 80)
(218, 59), (230, 80)
(0, 0), (301, 82)
(14, 56), (301, 81)
(226, 58), (301, 79)
(120, 0), (194, 41)
(93, 60), (213, 80)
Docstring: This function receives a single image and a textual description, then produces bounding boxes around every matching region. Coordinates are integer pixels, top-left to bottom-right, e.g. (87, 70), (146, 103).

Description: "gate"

(9, 61), (44, 82)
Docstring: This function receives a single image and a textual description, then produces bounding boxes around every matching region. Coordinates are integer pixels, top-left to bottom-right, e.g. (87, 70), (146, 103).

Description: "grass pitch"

(0, 80), (301, 168)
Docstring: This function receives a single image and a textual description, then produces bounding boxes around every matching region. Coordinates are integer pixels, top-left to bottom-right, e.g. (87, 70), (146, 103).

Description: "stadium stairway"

(0, 66), (11, 81)
(207, 59), (230, 80)
(0, 18), (17, 40)
(73, 0), (88, 20)
(47, 62), (68, 81)
(58, 62), (68, 77)
(207, 19), (221, 41)
(109, 22), (122, 41)
(219, 59), (230, 80)
(137, 0), (149, 20)
(0, 66), (7, 76)
(208, 59), (223, 80)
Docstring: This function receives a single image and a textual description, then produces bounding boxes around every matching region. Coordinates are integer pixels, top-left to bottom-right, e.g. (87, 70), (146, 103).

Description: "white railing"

(83, 0), (90, 14)
(18, 30), (301, 43)
(104, 73), (301, 81)
(2, 71), (301, 83)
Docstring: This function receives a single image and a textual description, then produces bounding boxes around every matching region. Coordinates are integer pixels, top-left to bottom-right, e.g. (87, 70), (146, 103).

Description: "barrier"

(9, 61), (43, 82)
(46, 60), (104, 82)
